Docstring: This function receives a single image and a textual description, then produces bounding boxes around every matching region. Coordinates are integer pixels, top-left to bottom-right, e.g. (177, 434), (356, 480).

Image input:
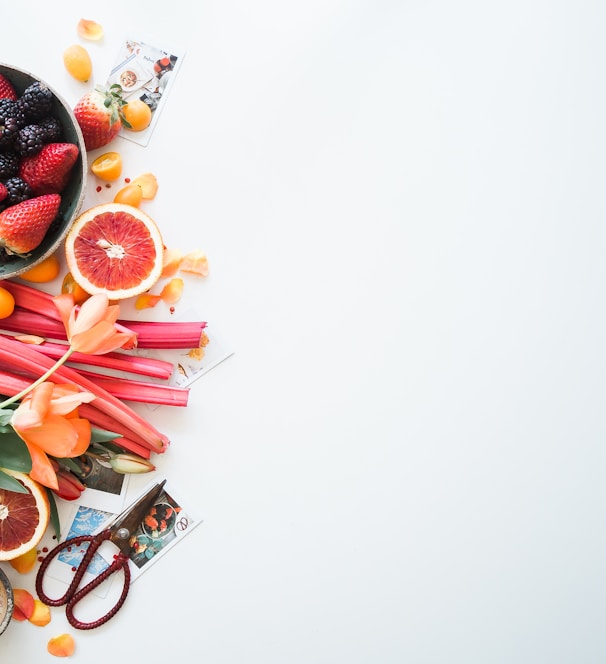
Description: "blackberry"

(38, 115), (62, 142)
(0, 115), (18, 151)
(15, 123), (46, 156)
(0, 151), (19, 179)
(19, 81), (53, 123)
(0, 98), (25, 128)
(4, 177), (32, 205)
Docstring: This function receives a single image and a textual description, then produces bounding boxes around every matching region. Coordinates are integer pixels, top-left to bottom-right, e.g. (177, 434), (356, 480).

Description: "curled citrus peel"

(131, 173), (158, 199)
(77, 18), (104, 40)
(180, 250), (209, 276)
(161, 247), (182, 278)
(136, 248), (209, 310)
(48, 633), (76, 657)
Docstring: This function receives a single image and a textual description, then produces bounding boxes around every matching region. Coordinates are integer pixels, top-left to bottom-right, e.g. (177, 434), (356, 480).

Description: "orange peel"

(77, 18), (104, 40)
(161, 247), (182, 278)
(160, 278), (184, 304)
(180, 250), (209, 277)
(135, 293), (163, 310)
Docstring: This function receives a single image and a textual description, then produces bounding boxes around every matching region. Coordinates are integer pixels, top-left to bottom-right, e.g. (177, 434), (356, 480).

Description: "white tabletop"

(1, 1), (605, 662)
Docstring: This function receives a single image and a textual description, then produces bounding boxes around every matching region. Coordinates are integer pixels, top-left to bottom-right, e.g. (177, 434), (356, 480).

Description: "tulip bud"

(109, 454), (156, 474)
(53, 470), (86, 501)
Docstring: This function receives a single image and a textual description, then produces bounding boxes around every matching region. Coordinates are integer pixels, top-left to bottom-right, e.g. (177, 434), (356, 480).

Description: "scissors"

(35, 479), (166, 631)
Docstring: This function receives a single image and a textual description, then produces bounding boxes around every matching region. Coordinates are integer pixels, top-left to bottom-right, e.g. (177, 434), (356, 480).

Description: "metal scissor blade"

(108, 479), (167, 552)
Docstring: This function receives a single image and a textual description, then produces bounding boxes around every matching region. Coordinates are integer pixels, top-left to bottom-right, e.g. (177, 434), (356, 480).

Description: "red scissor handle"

(35, 531), (132, 630)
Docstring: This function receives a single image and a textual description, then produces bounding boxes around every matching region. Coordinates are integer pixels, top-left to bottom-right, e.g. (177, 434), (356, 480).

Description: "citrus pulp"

(64, 202), (164, 300)
(0, 469), (50, 561)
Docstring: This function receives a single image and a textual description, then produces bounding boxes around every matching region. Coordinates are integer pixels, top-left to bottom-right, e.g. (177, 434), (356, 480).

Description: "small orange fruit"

(63, 44), (92, 82)
(113, 183), (143, 207)
(91, 151), (123, 181)
(122, 99), (152, 132)
(0, 470), (50, 561)
(61, 271), (90, 305)
(0, 286), (15, 319)
(18, 254), (61, 283)
(65, 202), (164, 300)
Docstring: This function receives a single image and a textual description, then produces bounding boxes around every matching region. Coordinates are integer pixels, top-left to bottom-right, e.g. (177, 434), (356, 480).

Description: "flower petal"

(22, 443), (58, 490)
(69, 294), (110, 336)
(70, 321), (135, 354)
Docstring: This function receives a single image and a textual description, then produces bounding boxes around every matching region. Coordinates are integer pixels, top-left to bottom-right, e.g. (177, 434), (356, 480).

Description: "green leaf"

(53, 456), (81, 474)
(90, 427), (120, 444)
(46, 489), (61, 540)
(0, 469), (27, 493)
(0, 408), (15, 427)
(0, 430), (32, 472)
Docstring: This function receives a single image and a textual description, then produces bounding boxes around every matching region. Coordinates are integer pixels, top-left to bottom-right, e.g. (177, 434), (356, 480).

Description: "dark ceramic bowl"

(0, 566), (13, 636)
(0, 63), (87, 279)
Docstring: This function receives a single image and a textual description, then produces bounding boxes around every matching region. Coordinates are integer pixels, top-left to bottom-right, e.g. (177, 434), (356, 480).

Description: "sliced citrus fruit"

(64, 202), (164, 300)
(90, 151), (122, 182)
(0, 470), (50, 561)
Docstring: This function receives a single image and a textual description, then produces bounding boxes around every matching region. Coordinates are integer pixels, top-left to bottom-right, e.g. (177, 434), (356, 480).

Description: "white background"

(1, 1), (606, 662)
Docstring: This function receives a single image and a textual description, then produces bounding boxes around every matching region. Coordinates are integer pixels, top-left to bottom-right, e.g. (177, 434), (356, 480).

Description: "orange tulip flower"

(11, 382), (95, 490)
(53, 293), (137, 354)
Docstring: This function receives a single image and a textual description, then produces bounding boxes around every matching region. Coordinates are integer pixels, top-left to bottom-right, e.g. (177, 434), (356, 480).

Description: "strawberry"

(0, 73), (17, 101)
(73, 84), (126, 151)
(0, 193), (61, 254)
(0, 183), (7, 204)
(19, 143), (80, 195)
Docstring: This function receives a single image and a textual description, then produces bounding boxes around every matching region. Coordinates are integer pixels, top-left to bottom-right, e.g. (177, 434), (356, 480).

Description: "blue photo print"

(58, 506), (111, 575)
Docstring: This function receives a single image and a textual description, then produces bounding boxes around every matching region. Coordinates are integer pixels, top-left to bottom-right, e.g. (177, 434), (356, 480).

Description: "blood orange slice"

(0, 469), (50, 561)
(64, 202), (164, 300)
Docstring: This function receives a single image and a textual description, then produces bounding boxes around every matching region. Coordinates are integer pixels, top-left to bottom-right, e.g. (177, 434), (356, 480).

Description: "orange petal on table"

(77, 18), (104, 40)
(29, 599), (52, 626)
(161, 247), (182, 278)
(131, 173), (158, 199)
(48, 633), (76, 657)
(161, 278), (184, 304)
(179, 250), (209, 277)
(135, 293), (163, 310)
(12, 588), (35, 621)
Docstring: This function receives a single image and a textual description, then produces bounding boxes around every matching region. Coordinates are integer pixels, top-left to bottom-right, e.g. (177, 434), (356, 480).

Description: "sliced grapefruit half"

(0, 469), (50, 561)
(65, 202), (164, 301)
